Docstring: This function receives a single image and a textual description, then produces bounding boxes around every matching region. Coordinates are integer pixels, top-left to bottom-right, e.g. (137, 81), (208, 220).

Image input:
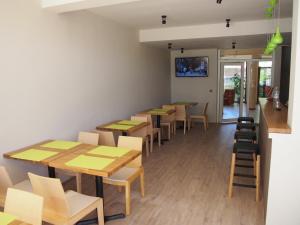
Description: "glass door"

(220, 62), (246, 122)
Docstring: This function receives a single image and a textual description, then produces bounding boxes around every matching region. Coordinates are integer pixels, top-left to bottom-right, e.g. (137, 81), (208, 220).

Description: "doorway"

(220, 62), (247, 122)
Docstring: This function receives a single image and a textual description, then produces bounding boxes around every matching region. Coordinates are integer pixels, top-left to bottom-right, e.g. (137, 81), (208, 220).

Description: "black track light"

(226, 19), (231, 28)
(217, 0), (222, 4)
(168, 43), (172, 50)
(162, 15), (167, 25)
(232, 41), (236, 49)
(181, 48), (184, 54)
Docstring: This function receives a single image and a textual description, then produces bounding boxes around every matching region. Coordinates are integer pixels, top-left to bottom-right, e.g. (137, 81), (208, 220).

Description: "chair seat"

(104, 167), (140, 182)
(190, 114), (205, 119)
(13, 179), (32, 192)
(66, 190), (100, 216)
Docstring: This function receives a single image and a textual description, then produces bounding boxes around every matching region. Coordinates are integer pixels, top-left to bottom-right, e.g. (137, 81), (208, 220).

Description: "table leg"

(48, 166), (56, 178)
(76, 176), (125, 225)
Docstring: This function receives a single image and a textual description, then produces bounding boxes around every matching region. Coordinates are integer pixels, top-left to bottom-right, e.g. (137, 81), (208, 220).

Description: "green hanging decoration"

(272, 26), (284, 44)
(269, 0), (278, 7)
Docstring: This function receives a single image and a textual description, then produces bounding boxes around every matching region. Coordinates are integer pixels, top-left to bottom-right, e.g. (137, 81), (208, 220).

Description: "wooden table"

(3, 140), (94, 178)
(49, 146), (141, 224)
(96, 120), (149, 136)
(142, 108), (176, 129)
(172, 102), (198, 108)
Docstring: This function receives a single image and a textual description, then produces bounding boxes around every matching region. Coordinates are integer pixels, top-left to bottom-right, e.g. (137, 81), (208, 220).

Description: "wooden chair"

(188, 102), (209, 131)
(59, 132), (99, 193)
(93, 130), (116, 146)
(136, 113), (161, 153)
(28, 173), (104, 225)
(161, 105), (176, 140)
(175, 105), (189, 135)
(103, 136), (144, 216)
(130, 116), (150, 157)
(0, 166), (32, 207)
(5, 188), (43, 225)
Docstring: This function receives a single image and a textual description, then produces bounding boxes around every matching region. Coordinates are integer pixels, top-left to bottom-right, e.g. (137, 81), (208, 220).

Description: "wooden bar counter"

(258, 98), (291, 224)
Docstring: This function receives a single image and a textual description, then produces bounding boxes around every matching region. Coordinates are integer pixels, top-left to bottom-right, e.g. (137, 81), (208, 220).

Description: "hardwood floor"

(64, 124), (265, 225)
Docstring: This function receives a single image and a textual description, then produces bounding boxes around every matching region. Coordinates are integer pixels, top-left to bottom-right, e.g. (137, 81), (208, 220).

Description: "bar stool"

(237, 122), (256, 131)
(228, 142), (260, 202)
(238, 117), (254, 123)
(234, 131), (257, 143)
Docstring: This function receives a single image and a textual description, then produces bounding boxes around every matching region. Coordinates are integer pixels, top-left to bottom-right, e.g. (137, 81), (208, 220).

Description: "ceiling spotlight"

(217, 0), (222, 4)
(168, 43), (172, 50)
(181, 48), (184, 54)
(162, 15), (167, 25)
(232, 41), (236, 49)
(226, 19), (231, 28)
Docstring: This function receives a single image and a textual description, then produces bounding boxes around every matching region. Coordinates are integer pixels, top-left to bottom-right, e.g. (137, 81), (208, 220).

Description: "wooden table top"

(172, 102), (198, 107)
(141, 108), (176, 116)
(259, 98), (291, 134)
(96, 120), (149, 134)
(48, 146), (141, 177)
(3, 140), (91, 166)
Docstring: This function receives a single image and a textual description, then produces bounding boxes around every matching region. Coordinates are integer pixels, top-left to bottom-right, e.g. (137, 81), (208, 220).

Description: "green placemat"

(105, 124), (134, 131)
(66, 155), (115, 170)
(117, 120), (143, 126)
(0, 212), (17, 225)
(152, 108), (169, 112)
(148, 110), (168, 115)
(88, 146), (130, 157)
(12, 149), (59, 161)
(41, 140), (81, 150)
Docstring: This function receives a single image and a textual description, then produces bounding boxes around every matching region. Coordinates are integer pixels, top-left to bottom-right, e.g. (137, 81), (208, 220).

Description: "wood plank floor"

(64, 124), (265, 225)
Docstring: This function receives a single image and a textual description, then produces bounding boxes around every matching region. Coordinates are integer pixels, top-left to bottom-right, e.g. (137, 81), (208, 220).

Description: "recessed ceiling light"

(162, 15), (167, 25)
(217, 0), (222, 4)
(181, 48), (184, 53)
(232, 41), (236, 49)
(168, 43), (172, 49)
(226, 19), (231, 28)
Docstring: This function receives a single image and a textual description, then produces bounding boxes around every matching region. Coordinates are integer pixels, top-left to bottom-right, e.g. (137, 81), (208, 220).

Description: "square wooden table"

(48, 146), (141, 224)
(142, 108), (176, 129)
(3, 140), (93, 178)
(96, 120), (149, 136)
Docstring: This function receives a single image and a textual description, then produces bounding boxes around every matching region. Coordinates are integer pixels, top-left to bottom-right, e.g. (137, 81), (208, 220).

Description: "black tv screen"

(175, 56), (208, 77)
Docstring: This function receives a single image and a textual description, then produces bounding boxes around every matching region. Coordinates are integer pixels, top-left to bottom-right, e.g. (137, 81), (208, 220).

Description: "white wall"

(0, 0), (170, 182)
(170, 49), (218, 122)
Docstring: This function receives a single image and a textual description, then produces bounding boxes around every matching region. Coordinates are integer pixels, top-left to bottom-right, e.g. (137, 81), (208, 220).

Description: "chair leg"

(97, 200), (104, 225)
(256, 155), (261, 202)
(206, 116), (209, 129)
(150, 134), (153, 153)
(117, 186), (122, 193)
(183, 121), (186, 135)
(188, 119), (191, 131)
(158, 130), (161, 147)
(203, 118), (207, 131)
(228, 153), (236, 198)
(140, 169), (145, 197)
(125, 183), (131, 216)
(76, 173), (82, 193)
(168, 124), (171, 140)
(173, 121), (176, 135)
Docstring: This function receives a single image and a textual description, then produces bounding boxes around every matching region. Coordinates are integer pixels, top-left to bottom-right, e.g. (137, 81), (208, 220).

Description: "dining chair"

(4, 188), (43, 225)
(129, 116), (150, 157)
(103, 136), (144, 216)
(0, 166), (32, 207)
(188, 102), (209, 131)
(93, 130), (116, 146)
(175, 105), (189, 134)
(161, 105), (176, 140)
(28, 173), (104, 225)
(58, 132), (99, 193)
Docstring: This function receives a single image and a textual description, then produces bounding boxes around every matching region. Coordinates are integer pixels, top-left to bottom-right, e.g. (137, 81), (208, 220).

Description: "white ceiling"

(89, 0), (293, 29)
(144, 33), (292, 50)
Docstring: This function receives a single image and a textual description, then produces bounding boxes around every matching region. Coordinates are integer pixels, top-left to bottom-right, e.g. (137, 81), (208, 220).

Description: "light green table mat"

(12, 149), (59, 161)
(152, 108), (169, 112)
(148, 110), (168, 115)
(0, 212), (17, 225)
(117, 120), (143, 126)
(105, 124), (134, 131)
(66, 155), (115, 170)
(41, 140), (81, 150)
(88, 146), (130, 157)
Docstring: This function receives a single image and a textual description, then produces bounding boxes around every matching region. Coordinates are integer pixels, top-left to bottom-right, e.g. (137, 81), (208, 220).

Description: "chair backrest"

(28, 173), (70, 218)
(162, 105), (176, 122)
(0, 166), (13, 205)
(202, 102), (209, 115)
(135, 113), (154, 134)
(118, 136), (143, 167)
(93, 130), (116, 146)
(78, 132), (99, 145)
(175, 105), (186, 120)
(4, 188), (43, 225)
(129, 116), (148, 137)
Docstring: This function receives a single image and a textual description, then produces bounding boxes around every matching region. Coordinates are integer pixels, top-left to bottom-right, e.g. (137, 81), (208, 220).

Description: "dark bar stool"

(234, 131), (257, 143)
(238, 117), (254, 123)
(237, 122), (256, 131)
(228, 142), (260, 202)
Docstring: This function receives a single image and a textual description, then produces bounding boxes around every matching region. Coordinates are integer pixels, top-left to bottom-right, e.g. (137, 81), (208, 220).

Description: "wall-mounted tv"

(175, 56), (208, 77)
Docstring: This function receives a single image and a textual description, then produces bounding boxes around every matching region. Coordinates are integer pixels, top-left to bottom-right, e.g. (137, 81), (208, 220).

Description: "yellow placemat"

(152, 108), (169, 112)
(88, 146), (130, 157)
(0, 212), (17, 225)
(11, 149), (59, 161)
(105, 124), (134, 131)
(41, 140), (81, 150)
(117, 120), (143, 126)
(65, 155), (115, 170)
(148, 110), (168, 115)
